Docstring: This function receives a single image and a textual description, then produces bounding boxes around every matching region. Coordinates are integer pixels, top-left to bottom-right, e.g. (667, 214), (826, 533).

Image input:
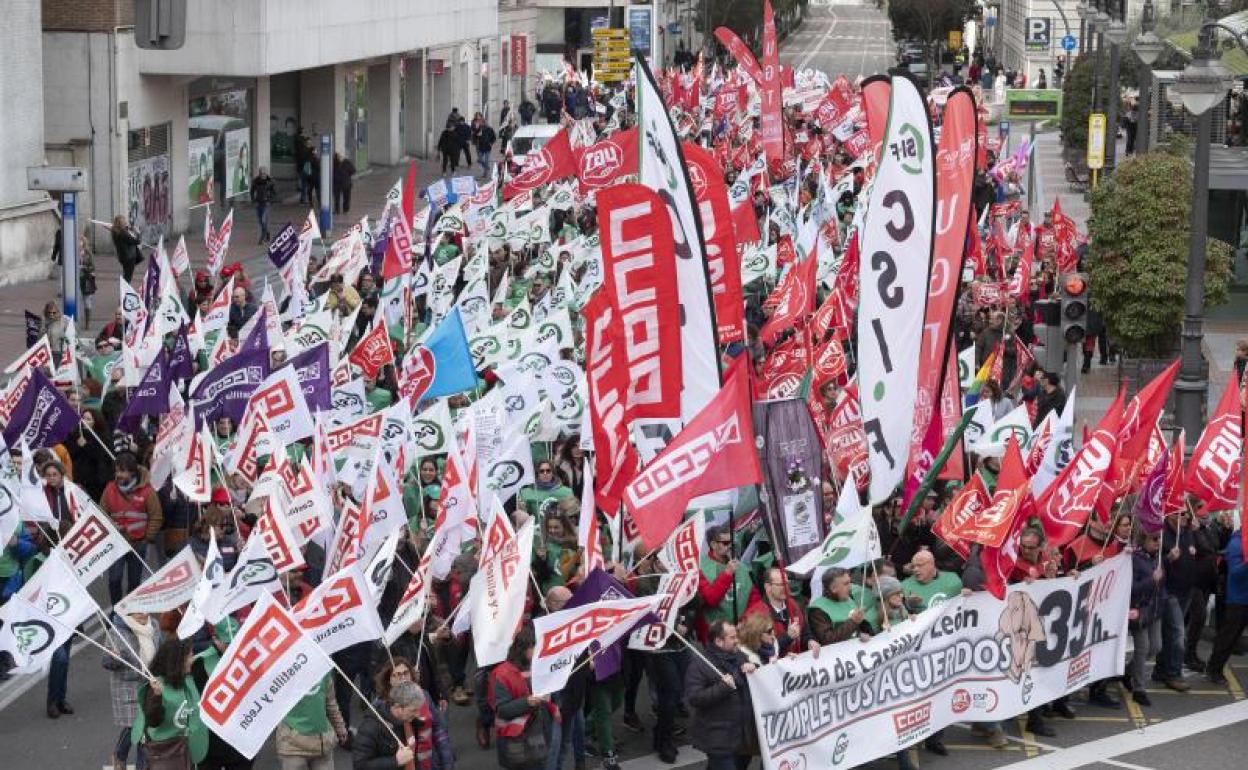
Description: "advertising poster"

(188, 135), (216, 205)
(127, 153), (171, 243)
(225, 127), (251, 199)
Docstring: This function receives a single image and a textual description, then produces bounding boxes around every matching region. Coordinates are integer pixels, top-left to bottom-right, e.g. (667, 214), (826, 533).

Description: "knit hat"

(877, 576), (904, 600)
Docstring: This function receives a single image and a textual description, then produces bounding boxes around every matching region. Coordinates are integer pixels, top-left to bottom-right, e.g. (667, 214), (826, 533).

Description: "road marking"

(1014, 715), (1040, 758)
(947, 743), (1023, 751)
(796, 9), (840, 70)
(1223, 663), (1246, 700)
(992, 699), (1248, 770)
(1071, 715), (1132, 722)
(1123, 684), (1150, 730)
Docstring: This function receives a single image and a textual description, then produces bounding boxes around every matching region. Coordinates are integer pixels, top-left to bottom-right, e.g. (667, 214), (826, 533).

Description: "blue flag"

(168, 323), (194, 382)
(266, 223), (299, 270)
(422, 307), (478, 400)
(289, 343), (332, 412)
(566, 569), (647, 681)
(190, 345), (270, 425)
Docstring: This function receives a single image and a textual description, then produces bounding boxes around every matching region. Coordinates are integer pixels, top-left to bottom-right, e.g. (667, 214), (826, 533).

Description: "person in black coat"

(109, 216), (143, 283)
(1126, 531), (1166, 704)
(438, 124), (460, 174)
(684, 620), (756, 767)
(454, 117), (473, 168)
(518, 98), (536, 126)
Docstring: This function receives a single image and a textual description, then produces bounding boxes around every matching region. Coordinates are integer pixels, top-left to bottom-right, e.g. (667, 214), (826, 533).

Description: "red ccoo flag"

(624, 356), (761, 550)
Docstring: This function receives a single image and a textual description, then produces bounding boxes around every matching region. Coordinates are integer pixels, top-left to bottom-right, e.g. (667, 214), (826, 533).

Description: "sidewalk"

(0, 157), (452, 364)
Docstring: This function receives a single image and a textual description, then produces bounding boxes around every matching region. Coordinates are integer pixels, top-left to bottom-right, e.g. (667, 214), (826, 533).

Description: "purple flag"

(289, 343), (332, 412)
(1133, 450), (1169, 535)
(267, 223), (299, 270)
(116, 350), (170, 433)
(168, 323), (194, 382)
(24, 312), (41, 348)
(190, 345), (270, 424)
(2, 369), (81, 449)
(566, 568), (652, 681)
(239, 308), (270, 355)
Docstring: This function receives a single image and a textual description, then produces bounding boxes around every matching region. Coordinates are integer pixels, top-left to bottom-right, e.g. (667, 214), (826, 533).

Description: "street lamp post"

(1104, 1), (1127, 172)
(1131, 0), (1165, 153)
(1077, 0), (1091, 56)
(1172, 19), (1235, 440)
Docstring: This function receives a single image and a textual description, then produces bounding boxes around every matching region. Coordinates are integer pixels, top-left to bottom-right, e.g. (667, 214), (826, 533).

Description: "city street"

(2, 3), (1248, 770)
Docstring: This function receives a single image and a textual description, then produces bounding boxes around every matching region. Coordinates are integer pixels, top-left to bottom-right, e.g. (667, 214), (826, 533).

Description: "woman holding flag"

(131, 639), (208, 769)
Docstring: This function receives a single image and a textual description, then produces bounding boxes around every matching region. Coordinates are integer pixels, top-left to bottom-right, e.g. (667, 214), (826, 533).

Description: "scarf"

(122, 613), (158, 666)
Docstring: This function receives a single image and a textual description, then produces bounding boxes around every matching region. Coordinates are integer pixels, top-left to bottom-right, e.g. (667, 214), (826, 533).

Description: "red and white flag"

(531, 596), (663, 696)
(293, 563), (384, 656)
(55, 501), (130, 586)
(206, 209), (234, 277)
(623, 357), (762, 550)
(199, 595), (333, 759)
(348, 318), (396, 380)
(759, 252), (817, 345)
(1035, 390), (1123, 547)
(470, 499), (536, 666)
(254, 496), (307, 575)
(384, 552), (433, 646)
(1185, 369), (1243, 512)
(576, 458), (604, 574)
(245, 360), (316, 444)
(116, 545), (203, 615)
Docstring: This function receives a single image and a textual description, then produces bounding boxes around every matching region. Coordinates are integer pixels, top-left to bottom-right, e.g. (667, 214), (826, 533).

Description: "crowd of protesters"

(2, 38), (1246, 770)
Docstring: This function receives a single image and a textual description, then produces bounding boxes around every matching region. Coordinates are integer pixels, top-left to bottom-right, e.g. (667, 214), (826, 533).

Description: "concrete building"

(40, 0), (497, 251)
(0, 0), (57, 287)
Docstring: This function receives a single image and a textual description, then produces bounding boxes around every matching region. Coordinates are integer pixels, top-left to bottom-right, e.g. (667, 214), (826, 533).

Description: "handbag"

(500, 712), (547, 768)
(144, 732), (191, 770)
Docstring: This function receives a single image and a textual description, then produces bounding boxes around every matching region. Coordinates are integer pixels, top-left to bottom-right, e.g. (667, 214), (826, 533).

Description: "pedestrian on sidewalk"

(296, 131), (313, 204)
(109, 216), (143, 283)
(439, 122), (460, 175)
(455, 115), (474, 169)
(333, 152), (356, 215)
(249, 167), (277, 244)
(473, 115), (497, 179)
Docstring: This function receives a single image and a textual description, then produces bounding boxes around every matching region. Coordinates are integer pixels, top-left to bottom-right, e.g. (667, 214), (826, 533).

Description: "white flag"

(173, 422), (214, 503)
(384, 553), (433, 646)
(254, 496), (307, 575)
(176, 529), (225, 638)
(203, 532), (281, 623)
(199, 595), (332, 759)
(3, 551), (98, 671)
(481, 430), (535, 505)
(245, 365), (315, 444)
(18, 441), (56, 523)
(55, 501), (131, 586)
(969, 402), (1034, 459)
(531, 596), (662, 696)
(856, 75), (935, 503)
(471, 500), (536, 666)
(118, 545), (204, 616)
(1033, 386), (1077, 496)
(293, 563), (384, 656)
(788, 482), (882, 578)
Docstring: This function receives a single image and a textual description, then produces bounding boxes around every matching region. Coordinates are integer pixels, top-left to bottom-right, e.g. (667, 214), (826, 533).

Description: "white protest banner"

(116, 546), (203, 615)
(856, 75), (935, 503)
(293, 564), (384, 656)
(748, 555), (1131, 770)
(199, 595), (333, 759)
(531, 596), (662, 696)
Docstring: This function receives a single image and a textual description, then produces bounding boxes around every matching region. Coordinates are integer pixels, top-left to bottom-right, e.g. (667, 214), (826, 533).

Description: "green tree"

(1086, 143), (1234, 358)
(1060, 53), (1094, 154)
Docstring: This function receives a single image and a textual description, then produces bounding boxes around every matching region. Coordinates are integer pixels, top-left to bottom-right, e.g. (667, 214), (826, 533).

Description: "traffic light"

(1033, 298), (1064, 373)
(1059, 273), (1089, 344)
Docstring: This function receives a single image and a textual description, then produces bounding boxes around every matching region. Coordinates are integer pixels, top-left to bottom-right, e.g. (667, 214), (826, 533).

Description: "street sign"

(1087, 113), (1107, 170)
(1025, 17), (1052, 53)
(1005, 89), (1064, 120)
(948, 30), (962, 51)
(1062, 35), (1077, 52)
(593, 28), (631, 82)
(999, 121), (1010, 139)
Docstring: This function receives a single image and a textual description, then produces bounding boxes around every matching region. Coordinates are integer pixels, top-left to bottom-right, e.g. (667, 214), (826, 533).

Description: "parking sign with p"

(1025, 18), (1051, 53)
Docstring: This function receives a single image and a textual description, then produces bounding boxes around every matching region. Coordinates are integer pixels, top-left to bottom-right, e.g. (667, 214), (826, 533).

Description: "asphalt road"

(780, 0), (896, 81)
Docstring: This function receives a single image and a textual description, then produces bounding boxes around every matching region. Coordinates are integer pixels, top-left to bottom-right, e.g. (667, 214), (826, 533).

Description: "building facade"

(41, 0), (498, 251)
(0, 0), (57, 287)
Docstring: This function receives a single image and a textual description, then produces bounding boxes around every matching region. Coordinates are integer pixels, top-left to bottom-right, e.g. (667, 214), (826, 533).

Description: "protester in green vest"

(131, 639), (208, 766)
(276, 674), (349, 768)
(807, 568), (868, 644)
(534, 504), (578, 592)
(902, 549), (968, 612)
(697, 524), (758, 638)
(518, 460), (573, 521)
(363, 374), (394, 413)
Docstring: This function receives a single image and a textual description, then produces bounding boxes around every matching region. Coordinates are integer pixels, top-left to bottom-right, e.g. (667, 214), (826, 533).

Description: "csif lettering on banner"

(595, 183), (683, 419)
(635, 53), (721, 460)
(748, 556), (1131, 770)
(856, 75), (936, 503)
(199, 595), (333, 759)
(904, 87), (977, 503)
